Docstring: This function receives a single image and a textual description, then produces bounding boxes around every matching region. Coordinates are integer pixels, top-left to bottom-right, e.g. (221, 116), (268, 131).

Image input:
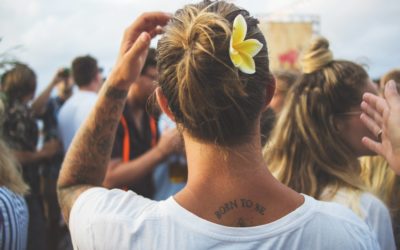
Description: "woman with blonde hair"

(265, 36), (395, 249)
(1, 63), (61, 250)
(0, 99), (29, 250)
(361, 67), (400, 248)
(57, 1), (378, 249)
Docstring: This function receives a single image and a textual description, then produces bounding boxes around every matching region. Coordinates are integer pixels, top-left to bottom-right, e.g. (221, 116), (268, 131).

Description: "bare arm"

(13, 139), (62, 166)
(57, 12), (170, 224)
(103, 128), (181, 188)
(361, 80), (400, 175)
(31, 69), (64, 117)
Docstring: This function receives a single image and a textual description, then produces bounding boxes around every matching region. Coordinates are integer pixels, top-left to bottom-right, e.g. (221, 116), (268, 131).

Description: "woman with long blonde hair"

(0, 98), (29, 250)
(265, 36), (395, 249)
(360, 67), (400, 248)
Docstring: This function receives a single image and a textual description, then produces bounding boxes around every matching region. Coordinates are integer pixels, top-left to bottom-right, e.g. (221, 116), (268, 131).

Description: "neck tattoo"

(214, 198), (266, 220)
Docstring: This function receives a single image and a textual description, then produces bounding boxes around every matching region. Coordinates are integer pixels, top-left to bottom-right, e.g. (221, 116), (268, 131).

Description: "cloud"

(0, 0), (398, 93)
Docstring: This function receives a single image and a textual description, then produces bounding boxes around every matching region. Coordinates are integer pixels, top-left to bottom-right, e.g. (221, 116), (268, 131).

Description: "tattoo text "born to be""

(214, 199), (266, 219)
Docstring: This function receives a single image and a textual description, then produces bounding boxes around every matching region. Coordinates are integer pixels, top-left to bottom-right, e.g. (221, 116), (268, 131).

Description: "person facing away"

(152, 112), (188, 201)
(30, 67), (74, 250)
(260, 70), (299, 147)
(361, 68), (400, 249)
(269, 69), (300, 114)
(58, 55), (103, 152)
(0, 63), (62, 250)
(265, 36), (395, 250)
(0, 99), (29, 250)
(380, 68), (400, 94)
(57, 1), (379, 249)
(102, 48), (182, 198)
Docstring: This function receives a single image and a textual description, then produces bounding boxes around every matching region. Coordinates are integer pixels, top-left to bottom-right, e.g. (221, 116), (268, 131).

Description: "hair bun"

(302, 37), (333, 74)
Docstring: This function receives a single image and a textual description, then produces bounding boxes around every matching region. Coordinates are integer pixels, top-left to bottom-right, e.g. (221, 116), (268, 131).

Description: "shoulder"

(0, 187), (27, 214)
(70, 187), (158, 224)
(359, 193), (396, 250)
(360, 192), (388, 210)
(306, 195), (363, 224)
(69, 187), (160, 249)
(302, 195), (378, 246)
(359, 192), (392, 222)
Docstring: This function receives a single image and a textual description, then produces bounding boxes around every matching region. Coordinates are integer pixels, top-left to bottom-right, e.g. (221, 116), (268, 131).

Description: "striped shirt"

(0, 187), (29, 250)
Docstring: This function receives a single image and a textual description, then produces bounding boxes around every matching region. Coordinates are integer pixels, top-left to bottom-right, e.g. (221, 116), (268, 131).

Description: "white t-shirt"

(326, 189), (396, 250)
(70, 187), (379, 250)
(58, 90), (97, 152)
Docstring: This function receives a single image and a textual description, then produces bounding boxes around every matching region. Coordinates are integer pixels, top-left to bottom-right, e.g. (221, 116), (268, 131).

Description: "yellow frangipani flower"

(229, 14), (263, 74)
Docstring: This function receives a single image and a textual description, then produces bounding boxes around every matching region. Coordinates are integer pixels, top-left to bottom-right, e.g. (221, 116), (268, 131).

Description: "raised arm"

(31, 69), (65, 117)
(57, 12), (170, 224)
(360, 80), (400, 175)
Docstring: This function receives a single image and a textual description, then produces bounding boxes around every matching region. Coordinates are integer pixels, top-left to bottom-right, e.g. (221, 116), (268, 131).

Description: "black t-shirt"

(111, 108), (159, 198)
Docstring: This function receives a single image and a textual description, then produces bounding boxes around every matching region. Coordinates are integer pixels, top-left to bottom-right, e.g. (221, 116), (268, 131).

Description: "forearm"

(13, 150), (45, 166)
(55, 10), (170, 226)
(103, 147), (165, 188)
(58, 83), (128, 188)
(57, 82), (128, 222)
(31, 82), (54, 117)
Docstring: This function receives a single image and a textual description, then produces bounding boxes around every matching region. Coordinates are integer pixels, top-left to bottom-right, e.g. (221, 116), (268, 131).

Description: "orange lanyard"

(119, 115), (157, 163)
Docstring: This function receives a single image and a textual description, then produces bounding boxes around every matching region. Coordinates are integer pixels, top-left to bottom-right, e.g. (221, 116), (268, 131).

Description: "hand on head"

(108, 12), (170, 89)
(51, 68), (69, 86)
(360, 80), (400, 175)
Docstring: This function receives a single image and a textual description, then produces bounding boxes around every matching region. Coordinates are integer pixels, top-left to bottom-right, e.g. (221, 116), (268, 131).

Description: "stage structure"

(257, 14), (320, 72)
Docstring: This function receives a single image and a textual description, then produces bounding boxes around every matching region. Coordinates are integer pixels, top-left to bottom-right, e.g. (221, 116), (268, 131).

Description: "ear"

(330, 115), (343, 133)
(156, 87), (175, 121)
(263, 76), (276, 111)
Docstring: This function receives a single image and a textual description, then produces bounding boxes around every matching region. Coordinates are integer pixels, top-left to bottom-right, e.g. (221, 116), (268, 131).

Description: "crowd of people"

(0, 0), (399, 249)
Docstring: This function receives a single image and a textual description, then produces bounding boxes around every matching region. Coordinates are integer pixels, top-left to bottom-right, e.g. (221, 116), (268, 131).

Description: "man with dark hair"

(102, 48), (181, 198)
(58, 55), (103, 152)
(71, 55), (99, 87)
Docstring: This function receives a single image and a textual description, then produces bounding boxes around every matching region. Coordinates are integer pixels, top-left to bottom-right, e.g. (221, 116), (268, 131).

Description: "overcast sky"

(1, 0), (399, 93)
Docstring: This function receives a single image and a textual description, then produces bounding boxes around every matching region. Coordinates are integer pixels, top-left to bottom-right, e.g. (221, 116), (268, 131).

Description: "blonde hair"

(360, 156), (400, 218)
(380, 68), (400, 92)
(157, 0), (273, 146)
(265, 37), (369, 211)
(0, 99), (29, 195)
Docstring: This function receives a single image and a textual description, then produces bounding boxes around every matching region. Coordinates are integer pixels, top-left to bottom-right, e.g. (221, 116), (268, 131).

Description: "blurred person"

(0, 99), (29, 250)
(269, 69), (299, 114)
(260, 108), (276, 147)
(0, 63), (61, 250)
(152, 113), (187, 201)
(380, 68), (400, 93)
(31, 67), (74, 250)
(102, 48), (182, 198)
(265, 37), (395, 249)
(360, 156), (400, 248)
(361, 80), (400, 175)
(360, 69), (400, 248)
(58, 55), (102, 152)
(57, 3), (378, 249)
(261, 70), (298, 146)
(361, 80), (400, 248)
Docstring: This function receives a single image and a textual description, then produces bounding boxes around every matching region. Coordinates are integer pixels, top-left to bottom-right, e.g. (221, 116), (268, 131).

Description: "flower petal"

(235, 39), (263, 57)
(229, 49), (243, 67)
(237, 52), (256, 74)
(231, 14), (247, 45)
